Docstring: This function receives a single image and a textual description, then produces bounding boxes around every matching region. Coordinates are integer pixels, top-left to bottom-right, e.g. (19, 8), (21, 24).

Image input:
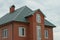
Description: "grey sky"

(0, 0), (60, 40)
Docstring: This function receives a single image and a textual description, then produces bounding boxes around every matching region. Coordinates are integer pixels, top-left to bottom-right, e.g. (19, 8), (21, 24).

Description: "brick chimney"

(10, 5), (15, 13)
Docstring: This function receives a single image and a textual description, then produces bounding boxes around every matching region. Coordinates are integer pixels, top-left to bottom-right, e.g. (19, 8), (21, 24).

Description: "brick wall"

(45, 26), (53, 40)
(0, 23), (13, 40)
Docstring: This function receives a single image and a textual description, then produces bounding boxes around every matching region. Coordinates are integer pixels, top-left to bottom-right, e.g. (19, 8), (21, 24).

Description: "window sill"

(19, 35), (26, 37)
(45, 37), (48, 39)
(2, 37), (8, 38)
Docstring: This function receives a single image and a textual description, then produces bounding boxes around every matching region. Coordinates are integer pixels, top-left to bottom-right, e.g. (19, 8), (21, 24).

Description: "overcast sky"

(0, 0), (60, 40)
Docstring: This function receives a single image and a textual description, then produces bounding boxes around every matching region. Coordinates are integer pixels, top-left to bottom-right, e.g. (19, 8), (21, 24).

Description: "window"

(19, 27), (26, 37)
(2, 29), (8, 38)
(37, 26), (41, 40)
(45, 30), (48, 38)
(36, 14), (41, 23)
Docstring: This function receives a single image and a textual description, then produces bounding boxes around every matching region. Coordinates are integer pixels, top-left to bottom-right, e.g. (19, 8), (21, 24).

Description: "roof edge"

(45, 25), (56, 28)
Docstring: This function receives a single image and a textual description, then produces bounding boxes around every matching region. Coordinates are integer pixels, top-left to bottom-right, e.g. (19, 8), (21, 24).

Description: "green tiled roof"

(0, 6), (56, 27)
(44, 20), (56, 27)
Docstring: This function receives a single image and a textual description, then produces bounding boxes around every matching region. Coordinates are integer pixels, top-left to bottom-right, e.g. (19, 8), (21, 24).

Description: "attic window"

(36, 14), (41, 23)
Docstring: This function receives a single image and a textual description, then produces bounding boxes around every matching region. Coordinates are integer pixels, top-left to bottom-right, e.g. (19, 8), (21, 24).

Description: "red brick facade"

(0, 10), (53, 40)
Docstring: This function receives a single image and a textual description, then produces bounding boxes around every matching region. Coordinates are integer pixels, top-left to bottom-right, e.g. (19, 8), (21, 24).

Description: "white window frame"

(19, 27), (26, 37)
(45, 30), (48, 39)
(2, 29), (8, 38)
(36, 26), (41, 40)
(36, 14), (41, 23)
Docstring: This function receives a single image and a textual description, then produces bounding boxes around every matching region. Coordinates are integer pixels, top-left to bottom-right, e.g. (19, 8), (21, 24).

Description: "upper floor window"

(36, 14), (41, 23)
(37, 26), (41, 39)
(19, 27), (26, 37)
(2, 29), (8, 38)
(45, 30), (48, 38)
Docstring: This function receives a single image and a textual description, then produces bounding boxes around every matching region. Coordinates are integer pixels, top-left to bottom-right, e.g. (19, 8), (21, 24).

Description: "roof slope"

(0, 6), (33, 25)
(0, 6), (56, 27)
(44, 20), (56, 27)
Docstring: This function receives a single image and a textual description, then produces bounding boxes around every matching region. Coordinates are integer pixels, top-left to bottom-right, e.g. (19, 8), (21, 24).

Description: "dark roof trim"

(45, 25), (56, 28)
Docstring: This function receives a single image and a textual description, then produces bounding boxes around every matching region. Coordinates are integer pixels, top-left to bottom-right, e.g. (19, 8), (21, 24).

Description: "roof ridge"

(34, 9), (46, 17)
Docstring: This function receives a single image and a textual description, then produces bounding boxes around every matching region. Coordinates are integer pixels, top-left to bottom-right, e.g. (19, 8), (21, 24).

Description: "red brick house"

(0, 5), (56, 40)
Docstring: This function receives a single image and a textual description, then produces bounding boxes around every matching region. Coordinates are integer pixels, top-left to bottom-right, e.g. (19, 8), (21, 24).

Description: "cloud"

(25, 0), (45, 10)
(34, 0), (60, 9)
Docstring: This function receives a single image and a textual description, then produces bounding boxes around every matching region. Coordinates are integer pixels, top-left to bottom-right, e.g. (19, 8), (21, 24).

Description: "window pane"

(19, 27), (22, 36)
(5, 29), (8, 37)
(22, 28), (24, 35)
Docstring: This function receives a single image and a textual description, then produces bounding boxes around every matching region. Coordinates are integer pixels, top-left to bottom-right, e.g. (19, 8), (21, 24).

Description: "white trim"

(3, 37), (8, 38)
